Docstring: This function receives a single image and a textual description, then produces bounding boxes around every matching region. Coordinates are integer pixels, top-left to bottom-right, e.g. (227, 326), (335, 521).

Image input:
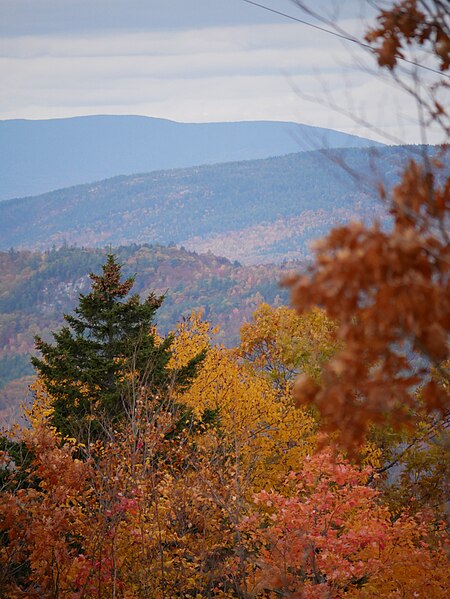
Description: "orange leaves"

(293, 374), (320, 407)
(391, 159), (450, 232)
(0, 422), (92, 596)
(1, 307), (449, 596)
(247, 449), (450, 598)
(365, 0), (450, 72)
(286, 157), (450, 448)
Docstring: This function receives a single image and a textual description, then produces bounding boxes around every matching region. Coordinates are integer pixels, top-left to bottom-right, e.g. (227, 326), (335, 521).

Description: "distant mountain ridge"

(0, 144), (433, 264)
(0, 115), (382, 200)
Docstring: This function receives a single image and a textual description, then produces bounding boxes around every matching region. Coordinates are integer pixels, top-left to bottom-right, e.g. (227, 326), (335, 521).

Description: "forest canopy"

(0, 1), (449, 597)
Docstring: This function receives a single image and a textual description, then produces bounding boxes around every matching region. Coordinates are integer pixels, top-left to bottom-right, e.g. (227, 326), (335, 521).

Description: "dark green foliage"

(32, 254), (204, 441)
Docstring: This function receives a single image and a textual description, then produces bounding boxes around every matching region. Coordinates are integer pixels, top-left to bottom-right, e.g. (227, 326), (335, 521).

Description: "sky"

(0, 0), (444, 144)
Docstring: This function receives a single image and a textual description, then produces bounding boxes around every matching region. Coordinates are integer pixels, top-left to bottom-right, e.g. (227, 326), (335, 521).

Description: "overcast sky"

(0, 0), (444, 143)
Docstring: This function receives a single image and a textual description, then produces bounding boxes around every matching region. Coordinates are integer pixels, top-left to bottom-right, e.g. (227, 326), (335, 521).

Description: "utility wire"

(241, 0), (450, 79)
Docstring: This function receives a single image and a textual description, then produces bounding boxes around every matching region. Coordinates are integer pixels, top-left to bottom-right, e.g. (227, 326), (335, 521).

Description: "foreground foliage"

(1, 309), (449, 597)
(248, 450), (449, 598)
(1, 3), (449, 596)
(286, 0), (450, 448)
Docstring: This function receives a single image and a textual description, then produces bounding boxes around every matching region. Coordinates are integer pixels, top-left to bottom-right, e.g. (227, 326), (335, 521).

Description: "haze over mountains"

(0, 115), (382, 201)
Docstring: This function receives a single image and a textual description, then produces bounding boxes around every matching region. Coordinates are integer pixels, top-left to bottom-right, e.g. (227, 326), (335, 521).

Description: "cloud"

(0, 9), (442, 144)
(0, 0), (295, 36)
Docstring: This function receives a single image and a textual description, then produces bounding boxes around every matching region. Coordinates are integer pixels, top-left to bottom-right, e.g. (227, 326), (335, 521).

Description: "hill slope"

(0, 115), (382, 200)
(0, 145), (428, 263)
(0, 244), (293, 423)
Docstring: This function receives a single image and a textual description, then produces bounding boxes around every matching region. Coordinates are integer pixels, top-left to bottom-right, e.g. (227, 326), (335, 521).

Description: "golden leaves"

(239, 303), (338, 391)
(172, 312), (317, 491)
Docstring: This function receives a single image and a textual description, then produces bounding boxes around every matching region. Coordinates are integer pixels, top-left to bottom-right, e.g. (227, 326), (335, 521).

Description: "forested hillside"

(1, 2), (449, 596)
(0, 244), (292, 422)
(0, 145), (430, 263)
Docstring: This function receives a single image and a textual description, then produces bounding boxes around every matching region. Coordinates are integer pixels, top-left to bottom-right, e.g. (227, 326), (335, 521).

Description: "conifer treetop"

(90, 254), (134, 301)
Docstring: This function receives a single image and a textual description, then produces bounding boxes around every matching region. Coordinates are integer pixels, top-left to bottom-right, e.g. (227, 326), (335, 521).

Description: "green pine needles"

(32, 254), (205, 442)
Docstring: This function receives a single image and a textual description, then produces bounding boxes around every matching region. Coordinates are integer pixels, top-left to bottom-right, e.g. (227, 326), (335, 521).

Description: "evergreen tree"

(32, 254), (204, 441)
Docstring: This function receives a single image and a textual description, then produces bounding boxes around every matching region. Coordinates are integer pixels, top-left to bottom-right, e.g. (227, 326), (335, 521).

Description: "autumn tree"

(2, 310), (449, 597)
(239, 303), (337, 393)
(32, 254), (204, 442)
(286, 0), (450, 448)
(171, 311), (318, 492)
(246, 449), (450, 598)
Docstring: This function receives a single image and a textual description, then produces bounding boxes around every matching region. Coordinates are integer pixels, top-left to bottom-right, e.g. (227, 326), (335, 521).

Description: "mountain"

(0, 115), (382, 200)
(0, 244), (293, 423)
(0, 145), (431, 264)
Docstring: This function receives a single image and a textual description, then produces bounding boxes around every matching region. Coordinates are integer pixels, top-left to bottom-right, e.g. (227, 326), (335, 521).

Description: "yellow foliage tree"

(171, 311), (318, 492)
(239, 304), (338, 392)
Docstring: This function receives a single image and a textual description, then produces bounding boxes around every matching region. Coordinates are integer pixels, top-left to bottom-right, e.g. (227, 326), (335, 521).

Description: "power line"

(242, 0), (372, 48)
(241, 0), (450, 80)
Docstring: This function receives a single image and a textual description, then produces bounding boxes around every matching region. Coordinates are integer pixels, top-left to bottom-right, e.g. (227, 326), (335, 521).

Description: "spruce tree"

(32, 254), (204, 441)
